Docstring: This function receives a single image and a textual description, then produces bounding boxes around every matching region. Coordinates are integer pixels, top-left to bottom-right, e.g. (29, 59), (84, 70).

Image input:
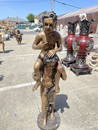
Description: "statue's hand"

(38, 41), (48, 49)
(47, 50), (56, 57)
(32, 86), (37, 92)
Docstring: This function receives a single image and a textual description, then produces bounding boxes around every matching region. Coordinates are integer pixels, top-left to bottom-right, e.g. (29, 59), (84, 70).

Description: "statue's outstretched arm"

(32, 34), (41, 49)
(32, 34), (48, 50)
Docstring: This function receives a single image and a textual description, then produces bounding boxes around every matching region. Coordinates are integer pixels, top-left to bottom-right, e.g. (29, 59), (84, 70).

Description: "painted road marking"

(0, 81), (36, 92)
(0, 53), (40, 60)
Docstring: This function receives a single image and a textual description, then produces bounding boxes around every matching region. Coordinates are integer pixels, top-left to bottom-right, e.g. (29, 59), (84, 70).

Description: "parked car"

(33, 26), (41, 32)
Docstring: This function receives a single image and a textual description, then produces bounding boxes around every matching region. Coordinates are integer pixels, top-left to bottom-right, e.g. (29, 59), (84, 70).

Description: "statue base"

(70, 64), (92, 76)
(37, 112), (60, 130)
(62, 58), (76, 67)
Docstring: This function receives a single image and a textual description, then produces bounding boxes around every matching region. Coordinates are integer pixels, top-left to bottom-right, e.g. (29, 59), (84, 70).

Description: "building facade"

(57, 5), (98, 33)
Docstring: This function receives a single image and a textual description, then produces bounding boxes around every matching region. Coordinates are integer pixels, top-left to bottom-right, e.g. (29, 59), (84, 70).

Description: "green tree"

(26, 13), (35, 23)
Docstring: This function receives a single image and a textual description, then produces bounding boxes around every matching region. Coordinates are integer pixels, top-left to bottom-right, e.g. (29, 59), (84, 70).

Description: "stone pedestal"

(70, 64), (92, 76)
(37, 112), (60, 130)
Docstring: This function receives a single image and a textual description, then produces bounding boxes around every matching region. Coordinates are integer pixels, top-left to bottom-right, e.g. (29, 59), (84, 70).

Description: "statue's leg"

(2, 42), (5, 52)
(19, 38), (21, 44)
(50, 91), (56, 119)
(19, 37), (22, 44)
(19, 38), (20, 44)
(21, 37), (22, 43)
(40, 86), (48, 125)
(55, 63), (67, 93)
(55, 71), (61, 93)
(40, 86), (44, 111)
(32, 58), (43, 91)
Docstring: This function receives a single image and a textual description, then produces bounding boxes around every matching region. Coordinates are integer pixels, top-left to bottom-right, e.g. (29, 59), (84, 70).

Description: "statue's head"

(42, 12), (57, 33)
(17, 30), (20, 34)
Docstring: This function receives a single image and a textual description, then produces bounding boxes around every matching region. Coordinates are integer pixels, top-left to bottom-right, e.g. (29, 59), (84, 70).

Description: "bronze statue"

(0, 33), (5, 52)
(32, 13), (66, 93)
(15, 30), (23, 45)
(32, 12), (67, 129)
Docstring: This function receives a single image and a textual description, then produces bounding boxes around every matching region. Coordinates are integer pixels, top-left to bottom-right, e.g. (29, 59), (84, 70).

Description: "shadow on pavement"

(0, 61), (3, 64)
(19, 43), (26, 45)
(55, 94), (70, 113)
(0, 51), (4, 53)
(0, 75), (4, 81)
(3, 50), (14, 53)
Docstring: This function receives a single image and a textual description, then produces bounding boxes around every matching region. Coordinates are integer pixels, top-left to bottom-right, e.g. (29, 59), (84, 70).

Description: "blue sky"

(0, 0), (98, 19)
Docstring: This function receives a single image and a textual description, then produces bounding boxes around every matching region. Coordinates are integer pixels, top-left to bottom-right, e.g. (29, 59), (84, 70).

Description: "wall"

(57, 12), (98, 33)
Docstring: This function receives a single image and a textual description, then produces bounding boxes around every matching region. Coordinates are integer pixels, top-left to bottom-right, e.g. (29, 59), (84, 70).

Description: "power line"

(55, 0), (81, 9)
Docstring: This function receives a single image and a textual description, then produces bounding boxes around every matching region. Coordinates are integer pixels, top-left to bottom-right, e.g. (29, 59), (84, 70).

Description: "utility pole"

(50, 0), (55, 12)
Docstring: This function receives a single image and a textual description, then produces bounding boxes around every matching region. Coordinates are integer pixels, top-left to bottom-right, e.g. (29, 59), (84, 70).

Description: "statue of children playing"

(32, 12), (67, 93)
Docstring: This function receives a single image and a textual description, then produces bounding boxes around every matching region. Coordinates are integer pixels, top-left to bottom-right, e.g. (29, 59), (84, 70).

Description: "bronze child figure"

(32, 12), (66, 93)
(32, 12), (67, 127)
(15, 30), (23, 45)
(39, 53), (66, 126)
(0, 33), (5, 52)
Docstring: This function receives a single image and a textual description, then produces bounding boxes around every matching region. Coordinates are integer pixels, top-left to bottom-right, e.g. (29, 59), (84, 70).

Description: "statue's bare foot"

(43, 118), (47, 126)
(51, 112), (55, 120)
(32, 86), (37, 92)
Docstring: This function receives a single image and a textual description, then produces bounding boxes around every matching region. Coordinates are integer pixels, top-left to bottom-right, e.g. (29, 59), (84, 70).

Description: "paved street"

(0, 32), (98, 130)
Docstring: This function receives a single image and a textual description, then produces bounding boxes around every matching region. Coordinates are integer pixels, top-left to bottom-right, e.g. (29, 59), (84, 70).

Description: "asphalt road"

(0, 32), (98, 130)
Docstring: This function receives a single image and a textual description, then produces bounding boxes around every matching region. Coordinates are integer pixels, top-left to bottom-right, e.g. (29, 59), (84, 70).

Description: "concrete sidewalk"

(0, 67), (98, 130)
(0, 32), (98, 130)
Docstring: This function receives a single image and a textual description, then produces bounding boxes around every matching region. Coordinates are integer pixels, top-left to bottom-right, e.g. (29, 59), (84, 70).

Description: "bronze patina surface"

(32, 12), (67, 129)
